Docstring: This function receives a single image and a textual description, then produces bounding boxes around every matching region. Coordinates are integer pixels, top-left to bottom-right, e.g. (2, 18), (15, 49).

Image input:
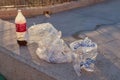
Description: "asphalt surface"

(21, 0), (120, 37)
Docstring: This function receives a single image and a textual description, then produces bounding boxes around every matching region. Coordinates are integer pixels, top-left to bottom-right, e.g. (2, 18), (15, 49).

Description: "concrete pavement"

(1, 0), (120, 80)
(22, 0), (120, 37)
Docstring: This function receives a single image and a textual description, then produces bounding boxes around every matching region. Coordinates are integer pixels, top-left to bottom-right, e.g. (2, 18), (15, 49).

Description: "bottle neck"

(15, 11), (26, 24)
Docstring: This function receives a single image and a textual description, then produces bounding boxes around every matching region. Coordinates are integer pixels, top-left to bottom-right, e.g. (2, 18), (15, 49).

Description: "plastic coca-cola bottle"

(15, 10), (27, 46)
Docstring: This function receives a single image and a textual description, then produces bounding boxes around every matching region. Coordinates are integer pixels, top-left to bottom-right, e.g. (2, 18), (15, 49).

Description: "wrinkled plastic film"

(70, 37), (98, 76)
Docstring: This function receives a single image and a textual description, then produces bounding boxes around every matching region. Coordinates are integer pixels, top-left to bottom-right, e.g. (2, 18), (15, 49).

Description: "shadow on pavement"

(96, 52), (120, 80)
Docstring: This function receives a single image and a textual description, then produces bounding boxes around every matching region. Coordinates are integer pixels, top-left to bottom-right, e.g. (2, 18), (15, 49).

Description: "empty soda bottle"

(15, 10), (27, 46)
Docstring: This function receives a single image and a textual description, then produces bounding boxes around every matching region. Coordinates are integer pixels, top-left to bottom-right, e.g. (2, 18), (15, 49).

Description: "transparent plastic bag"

(70, 37), (98, 76)
(27, 23), (72, 63)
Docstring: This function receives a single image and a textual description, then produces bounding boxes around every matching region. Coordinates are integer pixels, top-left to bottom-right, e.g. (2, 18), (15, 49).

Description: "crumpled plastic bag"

(26, 23), (72, 63)
(26, 23), (98, 76)
(70, 37), (98, 76)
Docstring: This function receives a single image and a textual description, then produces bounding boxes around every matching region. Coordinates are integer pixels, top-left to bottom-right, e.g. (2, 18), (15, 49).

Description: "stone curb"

(0, 0), (105, 19)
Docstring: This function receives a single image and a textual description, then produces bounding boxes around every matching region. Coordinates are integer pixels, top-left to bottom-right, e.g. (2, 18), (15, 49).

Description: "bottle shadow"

(19, 46), (32, 60)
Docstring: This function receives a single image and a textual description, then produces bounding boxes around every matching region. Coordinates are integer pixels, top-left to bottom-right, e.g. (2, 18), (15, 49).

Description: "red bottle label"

(16, 23), (27, 32)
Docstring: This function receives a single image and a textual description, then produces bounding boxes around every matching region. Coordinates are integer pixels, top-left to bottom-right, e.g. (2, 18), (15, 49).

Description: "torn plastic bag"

(70, 37), (98, 76)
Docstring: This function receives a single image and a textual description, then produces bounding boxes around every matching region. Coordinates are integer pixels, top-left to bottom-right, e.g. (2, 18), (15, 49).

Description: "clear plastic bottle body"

(16, 32), (26, 41)
(15, 10), (27, 45)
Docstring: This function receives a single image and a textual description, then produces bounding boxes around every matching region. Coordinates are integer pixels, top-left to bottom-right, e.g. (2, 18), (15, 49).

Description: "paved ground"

(1, 0), (120, 80)
(10, 0), (120, 37)
(11, 0), (120, 36)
